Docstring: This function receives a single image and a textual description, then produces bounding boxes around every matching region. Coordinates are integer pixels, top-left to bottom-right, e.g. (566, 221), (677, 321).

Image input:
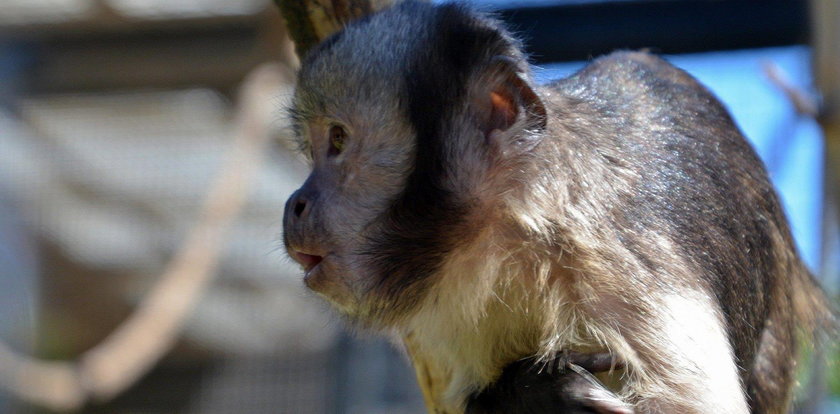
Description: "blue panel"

(534, 46), (824, 272)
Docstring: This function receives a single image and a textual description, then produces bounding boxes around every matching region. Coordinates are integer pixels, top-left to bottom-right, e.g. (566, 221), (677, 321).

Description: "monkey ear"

(474, 56), (547, 138)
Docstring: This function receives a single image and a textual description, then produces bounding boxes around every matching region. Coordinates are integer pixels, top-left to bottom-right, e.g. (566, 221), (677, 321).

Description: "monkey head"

(282, 2), (546, 326)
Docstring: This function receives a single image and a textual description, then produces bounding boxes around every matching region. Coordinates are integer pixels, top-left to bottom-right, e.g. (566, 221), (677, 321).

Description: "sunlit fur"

(283, 2), (832, 413)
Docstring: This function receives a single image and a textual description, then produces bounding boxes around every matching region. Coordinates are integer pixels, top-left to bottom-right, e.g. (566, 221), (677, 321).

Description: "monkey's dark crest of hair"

(287, 1), (835, 413)
(370, 3), (528, 317)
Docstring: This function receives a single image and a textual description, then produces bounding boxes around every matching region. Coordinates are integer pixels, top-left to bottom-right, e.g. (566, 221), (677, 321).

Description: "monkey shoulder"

(543, 50), (755, 171)
(547, 50), (728, 123)
(587, 51), (698, 89)
(540, 51), (777, 251)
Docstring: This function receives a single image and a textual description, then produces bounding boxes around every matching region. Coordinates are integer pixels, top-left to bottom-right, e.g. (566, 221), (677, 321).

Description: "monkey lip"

(291, 250), (324, 272)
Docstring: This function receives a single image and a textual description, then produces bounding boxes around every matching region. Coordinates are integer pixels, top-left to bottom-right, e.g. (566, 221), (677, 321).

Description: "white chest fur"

(399, 266), (584, 413)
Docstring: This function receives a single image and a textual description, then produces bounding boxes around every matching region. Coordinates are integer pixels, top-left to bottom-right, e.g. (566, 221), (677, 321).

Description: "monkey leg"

(744, 302), (798, 414)
(466, 351), (633, 414)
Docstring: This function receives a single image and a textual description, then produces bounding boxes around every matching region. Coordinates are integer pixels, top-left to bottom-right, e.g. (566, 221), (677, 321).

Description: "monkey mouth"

(291, 250), (324, 273)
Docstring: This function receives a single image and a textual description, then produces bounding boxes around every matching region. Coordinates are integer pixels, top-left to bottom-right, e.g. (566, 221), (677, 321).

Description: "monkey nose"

(291, 250), (324, 272)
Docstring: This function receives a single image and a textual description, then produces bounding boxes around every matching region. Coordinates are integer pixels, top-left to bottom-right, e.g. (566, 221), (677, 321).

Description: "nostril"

(294, 199), (307, 217)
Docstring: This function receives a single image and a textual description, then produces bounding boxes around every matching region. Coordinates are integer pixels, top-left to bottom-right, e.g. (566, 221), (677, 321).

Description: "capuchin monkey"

(282, 2), (832, 413)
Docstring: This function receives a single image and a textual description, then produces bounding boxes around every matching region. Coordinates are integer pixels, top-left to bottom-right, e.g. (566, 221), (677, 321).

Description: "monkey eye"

(328, 125), (346, 157)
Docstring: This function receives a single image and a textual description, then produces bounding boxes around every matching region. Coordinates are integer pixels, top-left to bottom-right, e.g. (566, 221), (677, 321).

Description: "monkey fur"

(282, 2), (832, 413)
(466, 351), (632, 414)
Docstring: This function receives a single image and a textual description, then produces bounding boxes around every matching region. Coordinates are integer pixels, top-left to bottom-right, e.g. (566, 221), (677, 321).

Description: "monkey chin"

(302, 256), (360, 315)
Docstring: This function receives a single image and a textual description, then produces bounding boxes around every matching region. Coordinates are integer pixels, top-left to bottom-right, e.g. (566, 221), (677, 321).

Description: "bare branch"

(273, 0), (397, 58)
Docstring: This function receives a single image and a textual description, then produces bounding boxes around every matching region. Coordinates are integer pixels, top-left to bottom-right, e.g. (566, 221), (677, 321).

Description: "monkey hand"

(466, 351), (633, 414)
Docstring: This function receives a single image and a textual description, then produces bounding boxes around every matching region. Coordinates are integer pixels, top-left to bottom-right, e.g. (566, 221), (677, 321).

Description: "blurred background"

(0, 0), (837, 413)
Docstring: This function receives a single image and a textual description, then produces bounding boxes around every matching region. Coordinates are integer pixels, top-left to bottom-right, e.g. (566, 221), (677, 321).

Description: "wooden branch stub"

(273, 0), (394, 58)
(273, 0), (320, 59)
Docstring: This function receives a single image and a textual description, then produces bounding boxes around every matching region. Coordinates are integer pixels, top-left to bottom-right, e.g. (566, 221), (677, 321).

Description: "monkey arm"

(590, 292), (751, 414)
(466, 352), (633, 414)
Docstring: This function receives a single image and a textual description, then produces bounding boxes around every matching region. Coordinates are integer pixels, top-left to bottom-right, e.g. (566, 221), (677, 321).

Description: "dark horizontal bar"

(494, 0), (808, 63)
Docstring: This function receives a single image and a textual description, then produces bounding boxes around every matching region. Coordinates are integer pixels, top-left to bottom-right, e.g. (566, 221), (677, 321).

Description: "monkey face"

(282, 100), (416, 317)
(282, 2), (547, 325)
